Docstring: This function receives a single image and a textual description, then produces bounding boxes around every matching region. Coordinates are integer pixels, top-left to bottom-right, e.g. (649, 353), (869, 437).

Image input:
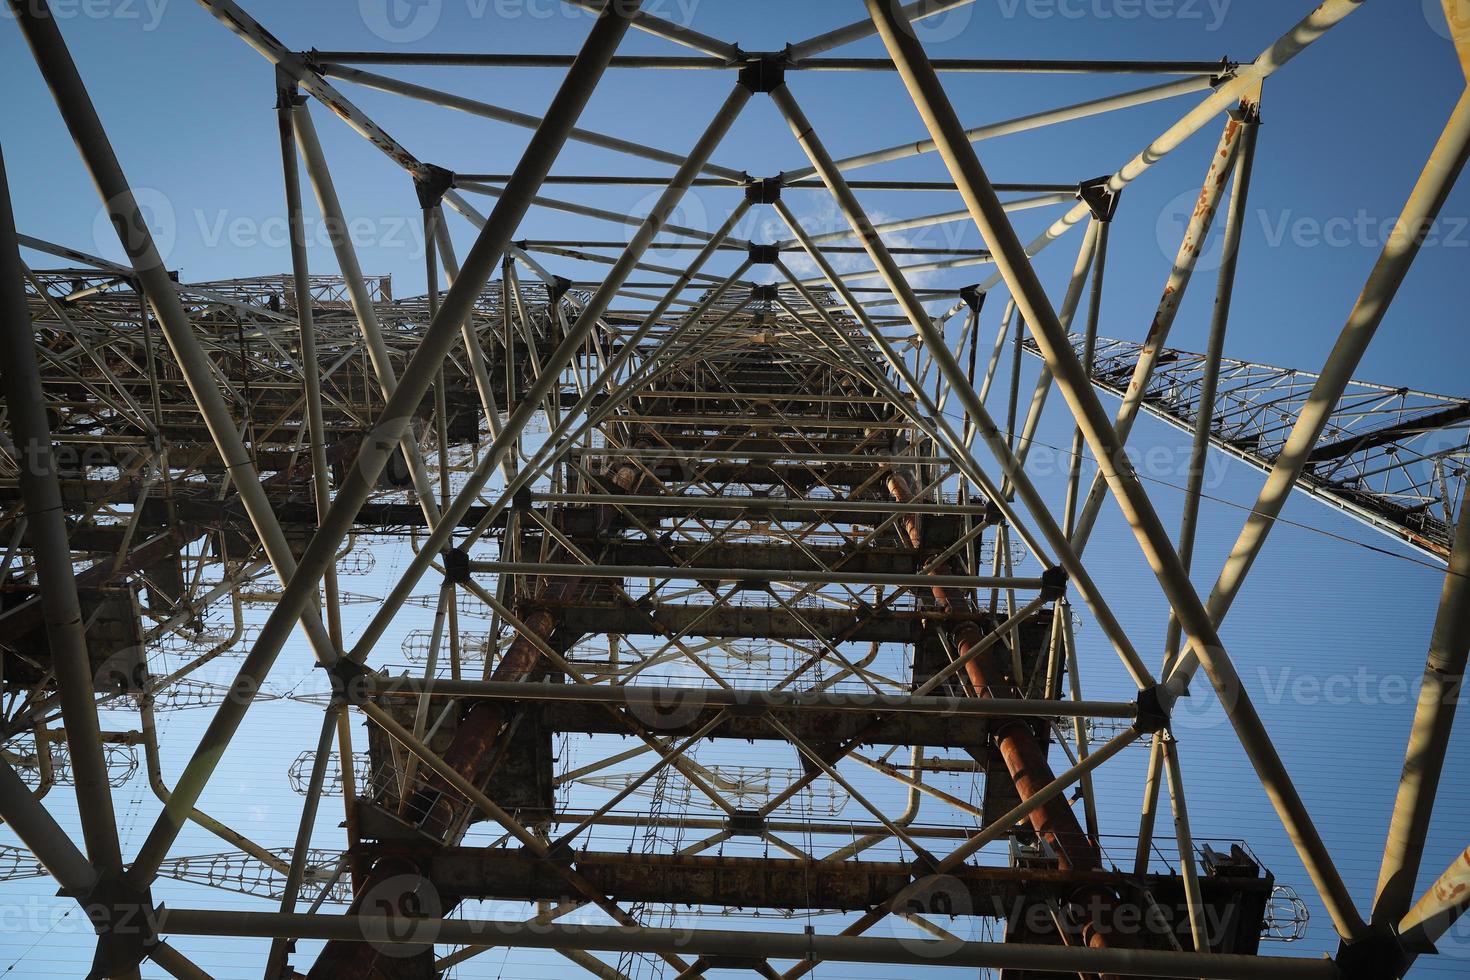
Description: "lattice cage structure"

(0, 2), (1466, 979)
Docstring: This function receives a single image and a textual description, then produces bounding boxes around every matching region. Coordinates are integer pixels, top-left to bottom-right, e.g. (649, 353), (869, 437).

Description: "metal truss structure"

(1, 1), (1468, 979)
(1020, 335), (1470, 561)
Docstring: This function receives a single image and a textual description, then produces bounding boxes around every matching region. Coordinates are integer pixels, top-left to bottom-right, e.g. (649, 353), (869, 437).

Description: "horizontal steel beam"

(367, 678), (1135, 719)
(311, 51), (1237, 75)
(531, 492), (994, 518)
(471, 559), (1045, 591)
(534, 598), (987, 643)
(157, 908), (1339, 978)
(401, 847), (1266, 918)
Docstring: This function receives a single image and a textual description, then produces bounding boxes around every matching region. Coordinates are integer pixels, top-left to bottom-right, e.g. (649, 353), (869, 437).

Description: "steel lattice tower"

(0, 2), (1468, 979)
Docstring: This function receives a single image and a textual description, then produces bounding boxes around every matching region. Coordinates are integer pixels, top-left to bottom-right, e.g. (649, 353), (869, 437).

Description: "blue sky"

(2, 1), (1468, 977)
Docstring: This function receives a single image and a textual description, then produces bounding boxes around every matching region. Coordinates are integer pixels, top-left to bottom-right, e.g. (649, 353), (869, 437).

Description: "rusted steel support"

(317, 302), (668, 979)
(1399, 843), (1470, 956)
(360, 846), (1268, 917)
(317, 540), (608, 977)
(864, 0), (1366, 940)
(163, 907), (1342, 979)
(886, 470), (1132, 962)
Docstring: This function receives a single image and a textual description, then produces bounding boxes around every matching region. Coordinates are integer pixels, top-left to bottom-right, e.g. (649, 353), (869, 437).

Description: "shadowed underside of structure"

(1, 1), (1468, 979)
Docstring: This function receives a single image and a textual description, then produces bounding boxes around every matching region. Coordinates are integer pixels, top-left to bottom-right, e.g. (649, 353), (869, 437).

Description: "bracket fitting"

(748, 243), (781, 264)
(1335, 932), (1409, 980)
(745, 176), (782, 204)
(442, 546), (471, 585)
(325, 657), (372, 707)
(958, 284), (986, 313)
(726, 810), (767, 836)
(1076, 176), (1120, 223)
(738, 52), (786, 93)
(1040, 565), (1068, 601)
(83, 877), (158, 980)
(1132, 685), (1171, 735)
(547, 274), (574, 304)
(413, 164), (455, 210)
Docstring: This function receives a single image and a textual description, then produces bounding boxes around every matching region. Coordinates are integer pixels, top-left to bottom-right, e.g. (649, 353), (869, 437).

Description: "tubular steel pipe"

(0, 757), (96, 895)
(1162, 735), (1210, 954)
(0, 145), (123, 876)
(290, 99), (444, 527)
(276, 84), (346, 652)
(785, 74), (1210, 180)
(887, 469), (1131, 960)
(786, 0), (976, 62)
(1140, 111), (1258, 874)
(564, 0), (739, 60)
(1067, 111), (1246, 555)
(1061, 218), (1110, 539)
(148, 942), (212, 980)
(1399, 843), (1470, 955)
(1373, 498), (1470, 927)
(264, 705), (341, 978)
(866, 0), (1366, 941)
(125, 0), (640, 891)
(964, 0), (1365, 295)
(769, 131), (1158, 692)
(313, 51), (1238, 75)
(10, 0), (339, 671)
(322, 64), (747, 182)
(1169, 87), (1470, 692)
(158, 908), (1342, 979)
(1006, 216), (1100, 480)
(1161, 111), (1260, 667)
(429, 202), (515, 483)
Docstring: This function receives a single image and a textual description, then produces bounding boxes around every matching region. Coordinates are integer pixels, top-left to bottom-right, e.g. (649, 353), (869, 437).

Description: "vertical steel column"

(1005, 217), (1099, 479)
(1162, 735), (1210, 954)
(0, 146), (123, 876)
(1068, 111), (1246, 555)
(887, 470), (1129, 959)
(1061, 219), (1110, 537)
(124, 0), (642, 890)
(1169, 87), (1470, 689)
(276, 81), (345, 650)
(291, 101), (445, 527)
(1139, 109), (1258, 873)
(1161, 110), (1259, 667)
(9, 0), (338, 671)
(264, 705), (340, 977)
(976, 298), (1015, 404)
(429, 205), (514, 479)
(864, 0), (1366, 940)
(1373, 499), (1470, 926)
